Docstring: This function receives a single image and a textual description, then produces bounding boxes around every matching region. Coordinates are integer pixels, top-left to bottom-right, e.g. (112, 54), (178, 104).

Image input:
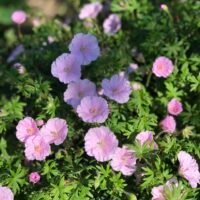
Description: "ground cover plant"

(0, 0), (200, 199)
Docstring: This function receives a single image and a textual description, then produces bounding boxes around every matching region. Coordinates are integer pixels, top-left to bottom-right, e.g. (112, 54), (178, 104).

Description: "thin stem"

(146, 70), (152, 87)
(17, 24), (23, 40)
(155, 131), (165, 139)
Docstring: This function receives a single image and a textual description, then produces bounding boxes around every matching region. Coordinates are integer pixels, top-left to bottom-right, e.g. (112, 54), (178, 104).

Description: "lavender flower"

(77, 96), (109, 123)
(79, 2), (103, 20)
(64, 79), (97, 108)
(102, 74), (131, 103)
(103, 14), (121, 35)
(69, 33), (100, 65)
(51, 53), (81, 84)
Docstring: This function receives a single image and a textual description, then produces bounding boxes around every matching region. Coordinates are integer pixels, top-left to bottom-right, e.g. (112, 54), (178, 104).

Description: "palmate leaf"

(7, 165), (28, 193)
(42, 160), (59, 180)
(188, 73), (200, 92)
(2, 96), (26, 121)
(141, 157), (173, 190)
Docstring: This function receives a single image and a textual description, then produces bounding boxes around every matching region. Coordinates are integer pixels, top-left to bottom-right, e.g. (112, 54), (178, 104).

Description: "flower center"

(51, 131), (58, 139)
(78, 91), (84, 98)
(112, 87), (119, 94)
(34, 145), (42, 153)
(27, 127), (34, 135)
(97, 139), (106, 148)
(121, 155), (128, 164)
(64, 65), (71, 73)
(157, 64), (164, 71)
(89, 108), (98, 116)
(172, 107), (178, 113)
(80, 45), (87, 53)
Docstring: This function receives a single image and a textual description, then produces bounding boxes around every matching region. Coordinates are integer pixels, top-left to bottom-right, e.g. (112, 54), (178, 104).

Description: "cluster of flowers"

(160, 98), (183, 134)
(84, 127), (158, 176)
(151, 56), (183, 134)
(152, 151), (200, 199)
(51, 32), (132, 123)
(50, 31), (200, 190)
(79, 2), (121, 35)
(16, 117), (68, 160)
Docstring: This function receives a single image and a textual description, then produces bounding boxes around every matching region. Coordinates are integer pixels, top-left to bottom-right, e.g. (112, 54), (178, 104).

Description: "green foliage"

(0, 0), (199, 199)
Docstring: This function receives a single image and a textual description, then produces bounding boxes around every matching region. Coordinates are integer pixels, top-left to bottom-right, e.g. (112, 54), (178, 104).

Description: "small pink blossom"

(151, 185), (165, 200)
(29, 172), (41, 184)
(51, 53), (81, 84)
(84, 126), (118, 162)
(47, 36), (55, 44)
(16, 117), (39, 143)
(152, 56), (174, 78)
(178, 151), (200, 188)
(32, 18), (41, 27)
(36, 119), (45, 127)
(160, 115), (176, 134)
(40, 118), (68, 145)
(132, 82), (142, 91)
(79, 2), (103, 19)
(167, 98), (183, 116)
(25, 135), (51, 161)
(77, 96), (109, 123)
(103, 14), (121, 35)
(11, 10), (27, 25)
(160, 4), (168, 11)
(0, 187), (14, 200)
(110, 147), (137, 176)
(136, 131), (158, 149)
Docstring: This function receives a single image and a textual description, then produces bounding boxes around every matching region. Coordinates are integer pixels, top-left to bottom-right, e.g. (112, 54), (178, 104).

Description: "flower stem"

(17, 24), (23, 40)
(146, 70), (152, 87)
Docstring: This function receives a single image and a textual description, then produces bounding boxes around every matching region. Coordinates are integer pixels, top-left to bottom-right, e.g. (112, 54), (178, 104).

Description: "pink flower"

(79, 2), (103, 19)
(77, 96), (109, 123)
(160, 4), (168, 11)
(0, 187), (14, 200)
(40, 118), (68, 145)
(102, 74), (131, 103)
(36, 119), (44, 127)
(64, 79), (97, 109)
(160, 115), (176, 134)
(110, 147), (137, 176)
(178, 151), (200, 188)
(151, 185), (165, 200)
(69, 33), (100, 65)
(136, 131), (158, 149)
(84, 126), (118, 162)
(11, 10), (27, 25)
(103, 14), (121, 35)
(51, 53), (81, 84)
(152, 56), (174, 78)
(16, 117), (39, 143)
(167, 98), (183, 116)
(25, 135), (51, 161)
(29, 172), (41, 184)
(132, 82), (142, 91)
